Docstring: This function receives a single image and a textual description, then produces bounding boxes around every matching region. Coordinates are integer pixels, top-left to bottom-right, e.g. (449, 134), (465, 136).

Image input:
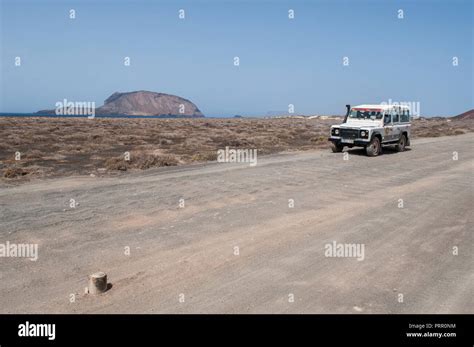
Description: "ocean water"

(0, 113), (212, 119)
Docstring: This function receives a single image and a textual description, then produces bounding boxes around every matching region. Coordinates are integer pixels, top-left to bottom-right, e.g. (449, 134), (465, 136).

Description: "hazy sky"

(1, 0), (472, 116)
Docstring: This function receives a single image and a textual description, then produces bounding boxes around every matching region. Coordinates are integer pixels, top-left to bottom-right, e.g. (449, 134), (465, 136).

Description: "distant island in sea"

(36, 90), (205, 118)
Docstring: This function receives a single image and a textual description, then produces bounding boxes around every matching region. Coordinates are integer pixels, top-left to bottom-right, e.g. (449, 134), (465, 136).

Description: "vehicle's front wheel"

(331, 142), (344, 153)
(396, 134), (407, 152)
(366, 136), (381, 157)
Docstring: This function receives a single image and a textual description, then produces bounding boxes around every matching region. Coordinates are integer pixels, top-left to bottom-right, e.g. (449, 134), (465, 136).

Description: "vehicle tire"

(366, 136), (381, 157)
(331, 142), (344, 153)
(396, 134), (407, 152)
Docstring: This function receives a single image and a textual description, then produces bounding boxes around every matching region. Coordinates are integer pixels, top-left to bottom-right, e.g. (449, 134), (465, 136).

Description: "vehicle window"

(384, 113), (391, 125)
(349, 110), (382, 119)
(401, 109), (410, 122)
(392, 109), (399, 123)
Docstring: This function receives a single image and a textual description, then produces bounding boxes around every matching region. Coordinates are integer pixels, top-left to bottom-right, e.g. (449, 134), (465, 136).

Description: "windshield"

(348, 109), (383, 120)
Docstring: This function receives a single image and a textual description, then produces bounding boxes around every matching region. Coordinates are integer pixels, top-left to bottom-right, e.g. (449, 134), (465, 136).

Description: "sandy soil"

(0, 133), (472, 313)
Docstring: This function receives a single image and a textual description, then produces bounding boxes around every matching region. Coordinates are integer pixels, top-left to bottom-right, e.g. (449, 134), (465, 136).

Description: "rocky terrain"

(452, 109), (474, 120)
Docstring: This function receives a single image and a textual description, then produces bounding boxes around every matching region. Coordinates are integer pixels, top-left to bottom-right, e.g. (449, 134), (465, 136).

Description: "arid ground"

(0, 134), (472, 313)
(0, 116), (473, 183)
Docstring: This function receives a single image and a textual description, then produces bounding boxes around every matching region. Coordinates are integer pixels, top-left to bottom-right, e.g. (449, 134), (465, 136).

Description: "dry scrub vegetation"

(0, 117), (472, 183)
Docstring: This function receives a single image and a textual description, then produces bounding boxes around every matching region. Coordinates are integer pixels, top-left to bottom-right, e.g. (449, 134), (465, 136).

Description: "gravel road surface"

(0, 134), (472, 313)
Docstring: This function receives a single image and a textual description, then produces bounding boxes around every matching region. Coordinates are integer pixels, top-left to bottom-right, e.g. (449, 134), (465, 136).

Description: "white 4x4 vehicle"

(329, 104), (411, 156)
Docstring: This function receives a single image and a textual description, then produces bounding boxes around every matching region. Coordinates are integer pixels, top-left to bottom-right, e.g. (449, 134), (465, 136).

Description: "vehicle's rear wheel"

(366, 136), (381, 157)
(331, 142), (344, 153)
(396, 134), (407, 152)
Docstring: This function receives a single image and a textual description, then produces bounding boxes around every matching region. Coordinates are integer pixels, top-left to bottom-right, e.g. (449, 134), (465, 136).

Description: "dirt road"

(0, 134), (472, 313)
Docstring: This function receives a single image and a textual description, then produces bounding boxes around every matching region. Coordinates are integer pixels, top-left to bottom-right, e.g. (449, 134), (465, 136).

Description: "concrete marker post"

(88, 272), (108, 295)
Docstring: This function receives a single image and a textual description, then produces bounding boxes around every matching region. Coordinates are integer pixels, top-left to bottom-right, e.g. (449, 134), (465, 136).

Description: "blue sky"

(1, 0), (472, 116)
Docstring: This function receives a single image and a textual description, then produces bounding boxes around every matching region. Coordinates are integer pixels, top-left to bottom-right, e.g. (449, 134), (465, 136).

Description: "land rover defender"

(328, 104), (411, 156)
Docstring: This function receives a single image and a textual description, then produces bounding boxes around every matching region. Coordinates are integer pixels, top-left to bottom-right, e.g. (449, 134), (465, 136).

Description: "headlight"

(334, 128), (339, 135)
(360, 130), (366, 137)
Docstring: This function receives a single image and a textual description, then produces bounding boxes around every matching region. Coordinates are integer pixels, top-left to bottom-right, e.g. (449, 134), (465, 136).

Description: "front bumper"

(328, 136), (370, 146)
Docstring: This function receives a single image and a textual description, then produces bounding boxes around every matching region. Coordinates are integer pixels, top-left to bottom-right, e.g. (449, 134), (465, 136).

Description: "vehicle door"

(383, 111), (393, 142)
(391, 106), (402, 141)
(399, 108), (411, 138)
